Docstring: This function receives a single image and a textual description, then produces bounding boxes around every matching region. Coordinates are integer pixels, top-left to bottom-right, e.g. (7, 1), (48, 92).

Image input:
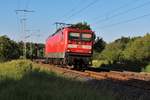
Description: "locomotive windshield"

(81, 33), (92, 41)
(68, 32), (92, 41)
(69, 32), (80, 40)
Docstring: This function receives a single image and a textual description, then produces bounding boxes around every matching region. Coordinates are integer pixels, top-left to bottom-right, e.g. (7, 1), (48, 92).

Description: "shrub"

(92, 60), (109, 67)
(142, 64), (150, 72)
(0, 60), (33, 80)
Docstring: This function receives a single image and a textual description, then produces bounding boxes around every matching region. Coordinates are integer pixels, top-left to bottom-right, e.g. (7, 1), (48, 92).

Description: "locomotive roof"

(53, 27), (93, 35)
(65, 27), (94, 33)
(46, 27), (94, 41)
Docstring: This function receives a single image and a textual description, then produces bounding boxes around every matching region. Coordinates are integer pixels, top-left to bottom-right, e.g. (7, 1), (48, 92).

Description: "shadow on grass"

(99, 63), (148, 72)
(0, 69), (150, 100)
(0, 70), (113, 100)
(87, 77), (150, 100)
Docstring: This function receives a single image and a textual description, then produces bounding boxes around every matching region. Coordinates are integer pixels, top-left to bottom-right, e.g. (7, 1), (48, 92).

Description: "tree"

(0, 35), (20, 62)
(123, 34), (150, 64)
(69, 22), (91, 30)
(100, 37), (131, 63)
(93, 37), (106, 52)
(18, 42), (45, 59)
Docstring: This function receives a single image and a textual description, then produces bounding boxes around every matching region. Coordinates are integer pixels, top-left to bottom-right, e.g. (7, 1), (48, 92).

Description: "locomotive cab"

(45, 27), (95, 70)
(67, 32), (93, 53)
(65, 29), (95, 69)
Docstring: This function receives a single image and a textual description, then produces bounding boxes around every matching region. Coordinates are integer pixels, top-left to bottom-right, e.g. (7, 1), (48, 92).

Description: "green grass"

(92, 60), (150, 72)
(142, 64), (150, 72)
(92, 60), (109, 67)
(0, 60), (114, 100)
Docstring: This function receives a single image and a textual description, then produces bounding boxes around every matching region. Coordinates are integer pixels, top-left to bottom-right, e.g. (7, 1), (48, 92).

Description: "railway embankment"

(0, 59), (150, 100)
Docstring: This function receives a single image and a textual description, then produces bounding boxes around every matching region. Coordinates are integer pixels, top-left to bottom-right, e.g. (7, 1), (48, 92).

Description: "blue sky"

(0, 0), (150, 43)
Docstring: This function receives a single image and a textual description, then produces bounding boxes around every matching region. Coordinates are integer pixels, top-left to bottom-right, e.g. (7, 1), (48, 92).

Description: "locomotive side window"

(69, 33), (80, 40)
(81, 33), (92, 41)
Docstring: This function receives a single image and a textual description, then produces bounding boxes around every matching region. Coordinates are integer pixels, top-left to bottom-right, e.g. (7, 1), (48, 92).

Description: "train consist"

(45, 26), (95, 69)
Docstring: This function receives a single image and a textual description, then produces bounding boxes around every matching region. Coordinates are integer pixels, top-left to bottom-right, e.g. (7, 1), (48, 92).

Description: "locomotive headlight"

(68, 44), (77, 48)
(82, 45), (92, 49)
(89, 51), (92, 53)
(67, 49), (70, 52)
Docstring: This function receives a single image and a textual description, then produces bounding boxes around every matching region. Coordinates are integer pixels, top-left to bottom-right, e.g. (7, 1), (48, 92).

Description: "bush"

(123, 34), (150, 63)
(142, 64), (150, 72)
(92, 60), (109, 67)
(0, 60), (33, 80)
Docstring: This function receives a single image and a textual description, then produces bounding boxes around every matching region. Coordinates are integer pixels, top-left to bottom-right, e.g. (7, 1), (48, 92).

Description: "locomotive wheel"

(73, 61), (84, 71)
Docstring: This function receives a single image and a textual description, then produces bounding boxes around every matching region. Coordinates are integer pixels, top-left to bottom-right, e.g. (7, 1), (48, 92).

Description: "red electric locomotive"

(45, 26), (95, 69)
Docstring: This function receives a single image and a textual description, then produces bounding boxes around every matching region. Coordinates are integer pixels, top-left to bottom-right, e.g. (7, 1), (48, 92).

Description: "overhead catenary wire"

(93, 0), (150, 25)
(62, 0), (100, 22)
(60, 0), (83, 20)
(96, 13), (150, 29)
(90, 0), (139, 21)
(51, 0), (84, 32)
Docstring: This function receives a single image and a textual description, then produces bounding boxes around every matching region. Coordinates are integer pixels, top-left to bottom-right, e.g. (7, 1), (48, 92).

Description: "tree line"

(94, 33), (150, 72)
(0, 35), (44, 62)
(0, 22), (150, 72)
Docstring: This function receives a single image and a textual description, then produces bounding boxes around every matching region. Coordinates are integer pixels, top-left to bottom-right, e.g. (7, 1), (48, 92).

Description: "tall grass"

(0, 60), (114, 100)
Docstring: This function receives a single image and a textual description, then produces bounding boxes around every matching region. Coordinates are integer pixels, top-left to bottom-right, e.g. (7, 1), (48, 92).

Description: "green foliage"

(100, 37), (130, 63)
(142, 64), (150, 72)
(92, 60), (109, 67)
(0, 60), (114, 100)
(93, 37), (106, 52)
(18, 42), (45, 59)
(123, 34), (150, 63)
(70, 22), (91, 30)
(95, 34), (150, 72)
(0, 35), (20, 62)
(0, 60), (33, 80)
(18, 41), (24, 58)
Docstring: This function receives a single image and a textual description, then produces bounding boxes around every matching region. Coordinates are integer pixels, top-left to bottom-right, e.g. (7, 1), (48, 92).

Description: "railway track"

(37, 63), (150, 91)
(84, 70), (150, 90)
